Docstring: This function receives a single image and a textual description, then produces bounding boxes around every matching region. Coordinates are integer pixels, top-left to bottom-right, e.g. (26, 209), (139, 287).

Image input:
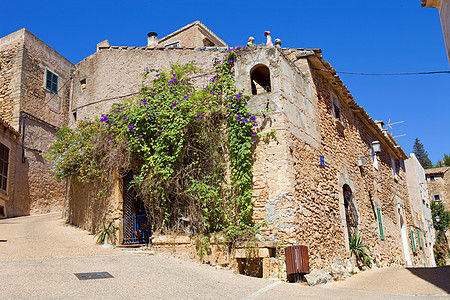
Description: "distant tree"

(443, 153), (450, 167)
(431, 201), (450, 266)
(413, 138), (433, 169)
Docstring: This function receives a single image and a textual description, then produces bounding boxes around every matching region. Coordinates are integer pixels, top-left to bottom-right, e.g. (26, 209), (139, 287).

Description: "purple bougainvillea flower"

(138, 136), (141, 139)
(253, 133), (256, 136)
(236, 118), (240, 122)
(210, 92), (214, 95)
(250, 116), (256, 121)
(236, 93), (242, 100)
(229, 96), (232, 100)
(172, 103), (177, 107)
(195, 117), (200, 120)
(253, 140), (256, 143)
(109, 138), (113, 141)
(253, 123), (258, 127)
(242, 118), (248, 123)
(162, 88), (165, 91)
(131, 129), (135, 132)
(237, 114), (241, 118)
(157, 113), (160, 115)
(123, 116), (127, 121)
(228, 59), (233, 62)
(159, 130), (162, 133)
(204, 86), (208, 89)
(156, 74), (160, 77)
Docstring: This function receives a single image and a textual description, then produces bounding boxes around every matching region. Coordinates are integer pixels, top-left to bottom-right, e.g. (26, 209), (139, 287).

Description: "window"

(410, 230), (416, 253)
(165, 41), (181, 48)
(0, 143), (9, 194)
(80, 78), (87, 91)
(46, 70), (58, 94)
(391, 156), (398, 179)
(429, 176), (435, 182)
(250, 64), (271, 95)
(434, 195), (441, 201)
(376, 207), (385, 239)
(333, 102), (341, 120)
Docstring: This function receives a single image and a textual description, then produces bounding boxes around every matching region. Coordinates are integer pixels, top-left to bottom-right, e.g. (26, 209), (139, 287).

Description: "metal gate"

(123, 173), (151, 244)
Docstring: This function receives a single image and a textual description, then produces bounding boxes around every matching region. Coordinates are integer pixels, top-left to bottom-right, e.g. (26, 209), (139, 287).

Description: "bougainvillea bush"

(45, 48), (259, 236)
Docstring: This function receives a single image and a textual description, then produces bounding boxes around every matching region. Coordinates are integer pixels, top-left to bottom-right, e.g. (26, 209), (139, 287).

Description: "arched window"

(343, 184), (358, 240)
(250, 64), (271, 95)
(203, 38), (214, 46)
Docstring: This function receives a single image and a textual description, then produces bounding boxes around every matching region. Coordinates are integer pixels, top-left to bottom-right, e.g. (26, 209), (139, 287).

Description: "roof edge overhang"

(288, 49), (408, 160)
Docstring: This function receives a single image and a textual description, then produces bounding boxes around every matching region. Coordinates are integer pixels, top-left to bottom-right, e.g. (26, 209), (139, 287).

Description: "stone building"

(405, 153), (436, 266)
(425, 167), (450, 210)
(422, 0), (450, 66)
(0, 117), (20, 218)
(0, 28), (73, 216)
(0, 21), (427, 277)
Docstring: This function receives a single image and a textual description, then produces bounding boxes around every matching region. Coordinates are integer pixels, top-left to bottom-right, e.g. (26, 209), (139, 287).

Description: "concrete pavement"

(1, 213), (449, 299)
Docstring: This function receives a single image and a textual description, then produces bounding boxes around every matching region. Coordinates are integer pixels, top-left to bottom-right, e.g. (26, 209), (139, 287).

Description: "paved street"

(1, 213), (449, 299)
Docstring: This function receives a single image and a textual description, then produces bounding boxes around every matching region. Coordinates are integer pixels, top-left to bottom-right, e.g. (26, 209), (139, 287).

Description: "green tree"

(431, 201), (450, 266)
(413, 138), (433, 169)
(443, 153), (450, 167)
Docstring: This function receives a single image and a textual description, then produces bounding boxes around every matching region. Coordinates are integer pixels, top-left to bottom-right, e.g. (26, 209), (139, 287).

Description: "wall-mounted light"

(372, 140), (381, 154)
(357, 140), (381, 167)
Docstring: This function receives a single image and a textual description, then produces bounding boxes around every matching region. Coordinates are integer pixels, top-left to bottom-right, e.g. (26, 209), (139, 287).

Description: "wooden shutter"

(417, 229), (422, 248)
(410, 230), (416, 253)
(376, 207), (384, 239)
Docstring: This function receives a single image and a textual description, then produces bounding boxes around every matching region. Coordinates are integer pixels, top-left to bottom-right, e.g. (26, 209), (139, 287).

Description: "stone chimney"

(147, 32), (158, 47)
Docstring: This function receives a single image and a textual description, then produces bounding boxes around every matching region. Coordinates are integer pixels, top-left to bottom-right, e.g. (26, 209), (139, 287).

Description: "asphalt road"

(1, 213), (449, 299)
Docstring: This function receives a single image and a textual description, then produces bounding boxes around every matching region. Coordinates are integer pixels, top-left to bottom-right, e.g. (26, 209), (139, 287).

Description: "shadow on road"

(407, 266), (450, 294)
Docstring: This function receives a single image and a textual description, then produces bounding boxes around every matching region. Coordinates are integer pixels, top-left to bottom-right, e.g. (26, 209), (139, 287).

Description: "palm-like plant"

(95, 220), (116, 245)
(349, 230), (372, 268)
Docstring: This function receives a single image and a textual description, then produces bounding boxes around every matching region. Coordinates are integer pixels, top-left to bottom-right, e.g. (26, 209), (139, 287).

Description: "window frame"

(0, 143), (10, 195)
(165, 41), (181, 48)
(46, 69), (58, 94)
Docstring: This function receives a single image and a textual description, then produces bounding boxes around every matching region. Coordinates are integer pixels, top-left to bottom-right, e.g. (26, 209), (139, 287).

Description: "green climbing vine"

(45, 47), (258, 238)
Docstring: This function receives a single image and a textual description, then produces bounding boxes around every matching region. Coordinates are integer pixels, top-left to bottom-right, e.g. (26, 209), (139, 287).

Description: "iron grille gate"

(123, 174), (151, 244)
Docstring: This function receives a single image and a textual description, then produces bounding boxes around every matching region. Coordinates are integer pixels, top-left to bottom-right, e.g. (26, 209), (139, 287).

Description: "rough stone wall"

(426, 170), (450, 211)
(70, 48), (221, 127)
(0, 41), (21, 126)
(0, 28), (74, 216)
(64, 177), (115, 234)
(159, 26), (201, 48)
(405, 154), (436, 266)
(237, 47), (425, 272)
(439, 0), (450, 67)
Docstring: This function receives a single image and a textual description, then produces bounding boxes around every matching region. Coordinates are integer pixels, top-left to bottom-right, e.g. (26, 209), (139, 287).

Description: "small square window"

(46, 70), (58, 94)
(80, 78), (87, 91)
(434, 195), (441, 201)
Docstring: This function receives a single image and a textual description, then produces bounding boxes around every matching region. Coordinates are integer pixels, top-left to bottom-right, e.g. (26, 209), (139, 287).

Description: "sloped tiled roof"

(0, 117), (20, 136)
(424, 166), (450, 175)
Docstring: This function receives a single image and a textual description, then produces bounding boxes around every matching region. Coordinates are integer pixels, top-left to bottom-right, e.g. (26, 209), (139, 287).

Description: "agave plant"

(349, 229), (372, 268)
(95, 220), (116, 245)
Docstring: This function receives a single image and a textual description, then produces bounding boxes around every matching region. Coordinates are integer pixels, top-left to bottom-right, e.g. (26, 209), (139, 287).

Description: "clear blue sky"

(1, 0), (449, 164)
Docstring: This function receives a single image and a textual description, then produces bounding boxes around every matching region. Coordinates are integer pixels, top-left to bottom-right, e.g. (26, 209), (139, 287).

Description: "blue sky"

(1, 0), (448, 164)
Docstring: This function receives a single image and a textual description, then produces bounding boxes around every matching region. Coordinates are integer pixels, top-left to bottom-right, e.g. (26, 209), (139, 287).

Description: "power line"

(312, 68), (450, 76)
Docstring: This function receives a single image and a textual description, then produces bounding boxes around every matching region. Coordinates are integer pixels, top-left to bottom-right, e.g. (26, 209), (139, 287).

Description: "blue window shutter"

(376, 207), (384, 239)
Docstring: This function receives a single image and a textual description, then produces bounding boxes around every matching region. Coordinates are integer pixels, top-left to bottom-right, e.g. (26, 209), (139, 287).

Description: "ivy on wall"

(45, 48), (259, 237)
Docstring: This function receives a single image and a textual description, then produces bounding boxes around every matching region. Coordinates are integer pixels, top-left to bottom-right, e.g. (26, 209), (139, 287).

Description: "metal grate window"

(46, 70), (58, 94)
(0, 143), (9, 194)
